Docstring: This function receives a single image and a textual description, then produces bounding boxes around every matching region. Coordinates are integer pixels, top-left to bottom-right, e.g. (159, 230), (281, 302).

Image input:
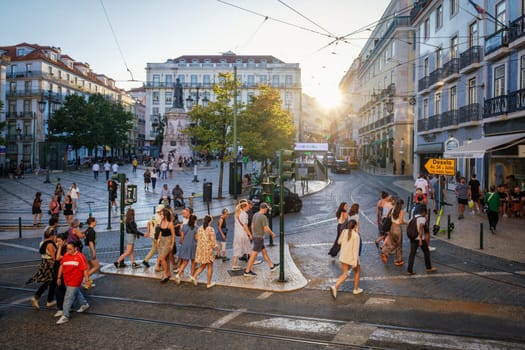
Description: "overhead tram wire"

(277, 0), (336, 38)
(99, 0), (137, 82)
(235, 16), (269, 51)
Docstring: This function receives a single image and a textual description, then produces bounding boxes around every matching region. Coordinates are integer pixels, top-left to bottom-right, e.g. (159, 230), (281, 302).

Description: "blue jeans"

(62, 285), (87, 318)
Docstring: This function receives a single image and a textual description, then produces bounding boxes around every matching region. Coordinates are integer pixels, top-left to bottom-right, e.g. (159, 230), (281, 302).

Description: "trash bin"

(203, 182), (212, 202)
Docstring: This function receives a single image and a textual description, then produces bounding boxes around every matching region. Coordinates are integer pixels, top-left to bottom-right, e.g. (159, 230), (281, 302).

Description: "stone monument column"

(161, 78), (192, 159)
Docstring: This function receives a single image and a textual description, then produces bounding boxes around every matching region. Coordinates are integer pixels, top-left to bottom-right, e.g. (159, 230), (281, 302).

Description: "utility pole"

(233, 65), (238, 200)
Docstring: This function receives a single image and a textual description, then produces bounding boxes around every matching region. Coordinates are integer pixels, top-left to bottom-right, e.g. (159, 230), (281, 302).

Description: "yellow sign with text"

(424, 158), (456, 176)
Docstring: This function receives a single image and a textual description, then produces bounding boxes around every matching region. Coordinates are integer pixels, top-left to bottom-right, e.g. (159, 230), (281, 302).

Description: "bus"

(338, 146), (359, 169)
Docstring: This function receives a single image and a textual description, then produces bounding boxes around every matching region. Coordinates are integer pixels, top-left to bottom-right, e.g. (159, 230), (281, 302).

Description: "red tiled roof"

(172, 53), (285, 64)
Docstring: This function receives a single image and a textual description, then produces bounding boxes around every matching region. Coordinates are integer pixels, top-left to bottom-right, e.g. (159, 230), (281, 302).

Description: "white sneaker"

(56, 315), (69, 325)
(231, 266), (242, 271)
(353, 288), (364, 295)
(206, 282), (216, 289)
(46, 301), (57, 308)
(429, 246), (436, 251)
(53, 310), (63, 318)
(77, 304), (90, 313)
(30, 297), (39, 310)
(253, 259), (263, 265)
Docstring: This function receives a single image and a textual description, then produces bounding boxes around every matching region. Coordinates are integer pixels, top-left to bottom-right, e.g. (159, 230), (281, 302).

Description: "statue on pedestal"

(173, 78), (184, 109)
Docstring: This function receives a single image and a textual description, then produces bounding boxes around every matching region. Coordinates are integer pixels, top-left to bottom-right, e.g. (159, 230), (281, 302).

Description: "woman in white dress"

(231, 202), (252, 271)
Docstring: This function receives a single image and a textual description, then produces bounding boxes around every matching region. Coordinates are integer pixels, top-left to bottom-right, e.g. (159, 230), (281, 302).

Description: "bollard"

(19, 217), (22, 238)
(153, 206), (156, 214)
(480, 223), (484, 250)
(447, 215), (451, 239)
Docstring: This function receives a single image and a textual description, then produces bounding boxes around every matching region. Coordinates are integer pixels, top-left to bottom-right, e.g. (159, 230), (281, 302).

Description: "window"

(450, 35), (459, 59)
(203, 74), (211, 87)
(450, 86), (457, 110)
(23, 100), (31, 112)
(259, 75), (267, 84)
(24, 81), (31, 93)
(495, 1), (506, 31)
(450, 0), (459, 17)
(423, 98), (429, 118)
(16, 48), (26, 56)
(247, 75), (255, 87)
(521, 56), (525, 89)
(152, 74), (160, 87)
(285, 75), (293, 86)
(468, 77), (478, 104)
(190, 74), (198, 87)
(177, 75), (185, 84)
(152, 91), (159, 104)
(435, 93), (441, 114)
(10, 81), (16, 92)
(165, 75), (173, 85)
(25, 63), (31, 73)
(469, 21), (479, 48)
(424, 18), (430, 40)
(493, 65), (505, 97)
(272, 75), (280, 86)
(165, 91), (172, 105)
(435, 48), (442, 68)
(436, 5), (443, 29)
(424, 57), (429, 76)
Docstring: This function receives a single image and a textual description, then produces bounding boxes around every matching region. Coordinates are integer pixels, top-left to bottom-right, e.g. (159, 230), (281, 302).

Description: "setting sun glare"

(313, 88), (342, 110)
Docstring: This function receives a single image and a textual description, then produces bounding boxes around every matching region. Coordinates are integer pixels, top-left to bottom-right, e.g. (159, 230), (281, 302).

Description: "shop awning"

(415, 142), (443, 154)
(443, 133), (525, 159)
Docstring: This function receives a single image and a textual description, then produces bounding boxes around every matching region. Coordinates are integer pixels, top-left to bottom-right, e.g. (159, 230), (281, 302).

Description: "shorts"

(458, 198), (468, 205)
(83, 247), (94, 261)
(32, 208), (42, 215)
(125, 233), (137, 245)
(471, 193), (480, 201)
(252, 237), (265, 252)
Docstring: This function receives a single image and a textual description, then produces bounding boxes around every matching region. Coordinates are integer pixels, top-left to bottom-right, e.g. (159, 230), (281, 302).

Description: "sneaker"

(221, 256), (230, 262)
(394, 261), (405, 266)
(426, 267), (437, 273)
(381, 254), (388, 264)
(132, 262), (140, 269)
(270, 263), (280, 272)
(30, 296), (39, 310)
(243, 270), (257, 277)
(407, 271), (416, 276)
(330, 286), (337, 299)
(142, 260), (150, 268)
(46, 301), (56, 308)
(160, 277), (170, 284)
(77, 304), (90, 313)
(175, 275), (181, 285)
(53, 310), (63, 318)
(113, 261), (119, 268)
(231, 266), (242, 271)
(190, 276), (198, 286)
(56, 315), (69, 325)
(206, 282), (216, 289)
(353, 288), (364, 295)
(239, 255), (248, 262)
(253, 259), (263, 265)
(429, 246), (436, 251)
(118, 261), (127, 268)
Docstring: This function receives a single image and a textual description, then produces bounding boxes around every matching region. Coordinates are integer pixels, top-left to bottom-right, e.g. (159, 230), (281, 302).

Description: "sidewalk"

(394, 179), (525, 263)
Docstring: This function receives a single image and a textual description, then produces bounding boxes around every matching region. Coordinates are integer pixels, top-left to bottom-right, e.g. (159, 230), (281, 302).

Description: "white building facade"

(144, 52), (302, 156)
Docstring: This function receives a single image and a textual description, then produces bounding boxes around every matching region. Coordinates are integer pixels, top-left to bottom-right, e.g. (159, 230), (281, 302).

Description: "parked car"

(249, 185), (302, 216)
(332, 160), (351, 174)
(323, 152), (336, 167)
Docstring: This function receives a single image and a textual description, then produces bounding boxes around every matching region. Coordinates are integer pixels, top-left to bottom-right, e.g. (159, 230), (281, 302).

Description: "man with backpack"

(406, 207), (437, 275)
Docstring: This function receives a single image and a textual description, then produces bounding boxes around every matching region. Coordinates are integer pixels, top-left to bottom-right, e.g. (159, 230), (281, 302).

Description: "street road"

(1, 167), (524, 349)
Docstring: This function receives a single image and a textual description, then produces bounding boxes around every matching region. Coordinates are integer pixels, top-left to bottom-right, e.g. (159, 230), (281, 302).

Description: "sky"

(1, 0), (390, 108)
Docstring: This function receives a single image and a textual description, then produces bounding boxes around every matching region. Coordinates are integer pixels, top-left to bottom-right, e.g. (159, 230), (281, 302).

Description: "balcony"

(417, 118), (429, 132)
(508, 87), (525, 113)
(459, 103), (481, 123)
(418, 76), (429, 93)
(442, 58), (460, 83)
(484, 29), (510, 61)
(509, 14), (525, 49)
(459, 46), (482, 73)
(427, 114), (440, 129)
(428, 68), (443, 89)
(410, 0), (431, 21)
(484, 95), (508, 118)
(5, 112), (36, 120)
(440, 109), (458, 128)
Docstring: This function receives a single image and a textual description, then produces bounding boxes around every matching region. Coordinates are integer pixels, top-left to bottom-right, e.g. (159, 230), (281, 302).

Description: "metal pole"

(119, 173), (126, 255)
(278, 150), (286, 282)
(18, 217), (22, 238)
(233, 65), (238, 200)
(480, 223), (484, 250)
(447, 214), (451, 239)
(106, 189), (112, 230)
(44, 91), (51, 183)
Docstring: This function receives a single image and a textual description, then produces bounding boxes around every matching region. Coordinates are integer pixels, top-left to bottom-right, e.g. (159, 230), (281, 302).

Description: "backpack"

(381, 209), (393, 233)
(406, 215), (421, 240)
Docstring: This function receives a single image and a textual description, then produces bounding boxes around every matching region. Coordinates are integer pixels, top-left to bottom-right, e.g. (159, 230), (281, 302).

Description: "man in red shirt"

(56, 242), (91, 324)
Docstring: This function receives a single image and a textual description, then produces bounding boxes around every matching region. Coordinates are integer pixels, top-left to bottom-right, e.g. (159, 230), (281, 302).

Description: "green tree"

(50, 93), (133, 166)
(186, 72), (240, 198)
(239, 85), (296, 175)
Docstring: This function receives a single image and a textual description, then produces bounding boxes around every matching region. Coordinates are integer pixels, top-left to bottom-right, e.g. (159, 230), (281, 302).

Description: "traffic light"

(280, 150), (296, 181)
(262, 181), (274, 206)
(107, 179), (118, 193)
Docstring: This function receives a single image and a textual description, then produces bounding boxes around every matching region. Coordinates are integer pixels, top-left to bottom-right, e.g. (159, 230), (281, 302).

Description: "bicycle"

(432, 200), (455, 235)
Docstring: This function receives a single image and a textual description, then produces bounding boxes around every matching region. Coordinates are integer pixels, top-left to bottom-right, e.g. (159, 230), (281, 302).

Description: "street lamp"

(38, 90), (53, 184)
